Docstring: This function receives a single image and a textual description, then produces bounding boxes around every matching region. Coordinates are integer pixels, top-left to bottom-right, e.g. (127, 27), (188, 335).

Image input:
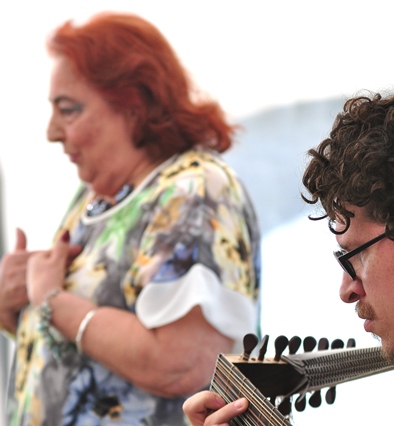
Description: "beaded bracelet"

(37, 289), (75, 360)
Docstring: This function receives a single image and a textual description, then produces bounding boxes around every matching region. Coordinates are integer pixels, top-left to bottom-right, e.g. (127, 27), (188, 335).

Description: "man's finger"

(205, 398), (248, 425)
(183, 391), (225, 415)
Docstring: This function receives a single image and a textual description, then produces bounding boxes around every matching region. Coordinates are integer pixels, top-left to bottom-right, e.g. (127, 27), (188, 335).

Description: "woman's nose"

(47, 113), (65, 143)
(339, 272), (366, 303)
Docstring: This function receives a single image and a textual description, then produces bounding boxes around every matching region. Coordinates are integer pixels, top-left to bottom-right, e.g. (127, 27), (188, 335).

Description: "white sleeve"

(135, 263), (258, 353)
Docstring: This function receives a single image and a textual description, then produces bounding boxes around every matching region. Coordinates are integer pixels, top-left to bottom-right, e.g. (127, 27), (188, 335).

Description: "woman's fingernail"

(61, 230), (70, 242)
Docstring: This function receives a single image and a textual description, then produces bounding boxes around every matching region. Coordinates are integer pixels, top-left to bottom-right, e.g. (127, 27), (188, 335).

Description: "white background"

(1, 1), (394, 425)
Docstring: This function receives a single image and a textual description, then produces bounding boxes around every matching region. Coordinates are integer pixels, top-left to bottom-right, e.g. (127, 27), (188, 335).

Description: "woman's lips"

(68, 153), (79, 163)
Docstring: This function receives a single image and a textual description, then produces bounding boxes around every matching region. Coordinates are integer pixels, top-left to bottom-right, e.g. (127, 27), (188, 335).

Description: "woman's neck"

(90, 154), (170, 202)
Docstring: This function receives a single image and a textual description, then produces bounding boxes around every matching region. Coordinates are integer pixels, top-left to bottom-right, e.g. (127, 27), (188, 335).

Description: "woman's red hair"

(47, 12), (236, 155)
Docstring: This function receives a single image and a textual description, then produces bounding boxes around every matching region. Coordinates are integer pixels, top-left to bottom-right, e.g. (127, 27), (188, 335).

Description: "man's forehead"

(335, 208), (385, 249)
(335, 204), (370, 225)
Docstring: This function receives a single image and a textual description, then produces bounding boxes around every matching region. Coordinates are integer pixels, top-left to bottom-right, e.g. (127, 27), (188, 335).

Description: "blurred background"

(1, 1), (394, 424)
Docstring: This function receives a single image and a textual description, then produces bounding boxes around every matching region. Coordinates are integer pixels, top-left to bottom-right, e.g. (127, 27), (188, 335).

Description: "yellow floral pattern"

(8, 148), (260, 426)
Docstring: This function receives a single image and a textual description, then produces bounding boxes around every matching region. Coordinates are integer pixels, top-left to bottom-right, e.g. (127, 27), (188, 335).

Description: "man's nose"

(339, 272), (365, 303)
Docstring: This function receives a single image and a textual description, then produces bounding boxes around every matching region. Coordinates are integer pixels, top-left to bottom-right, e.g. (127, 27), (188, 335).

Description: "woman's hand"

(182, 391), (248, 426)
(26, 230), (82, 307)
(0, 228), (32, 333)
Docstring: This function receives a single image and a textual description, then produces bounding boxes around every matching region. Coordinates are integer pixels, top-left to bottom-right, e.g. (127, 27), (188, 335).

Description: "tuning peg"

(309, 339), (326, 410)
(278, 397), (292, 416)
(303, 336), (317, 352)
(325, 386), (336, 404)
(274, 335), (289, 361)
(288, 336), (302, 354)
(331, 338), (344, 349)
(325, 338), (344, 405)
(346, 338), (356, 348)
(324, 335), (355, 412)
(318, 337), (329, 350)
(295, 394), (306, 412)
(309, 390), (322, 408)
(257, 335), (269, 361)
(242, 334), (259, 361)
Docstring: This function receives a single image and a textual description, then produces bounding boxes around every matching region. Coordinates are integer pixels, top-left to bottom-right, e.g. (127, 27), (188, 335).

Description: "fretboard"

(210, 354), (292, 426)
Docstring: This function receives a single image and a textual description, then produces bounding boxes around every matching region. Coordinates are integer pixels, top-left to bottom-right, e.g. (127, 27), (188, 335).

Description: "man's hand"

(183, 391), (248, 426)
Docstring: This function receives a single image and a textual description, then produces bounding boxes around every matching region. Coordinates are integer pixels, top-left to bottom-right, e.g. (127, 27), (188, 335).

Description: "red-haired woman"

(0, 12), (260, 425)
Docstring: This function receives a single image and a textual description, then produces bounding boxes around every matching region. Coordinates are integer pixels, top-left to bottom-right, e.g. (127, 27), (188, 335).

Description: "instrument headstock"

(210, 333), (393, 425)
(235, 333), (348, 416)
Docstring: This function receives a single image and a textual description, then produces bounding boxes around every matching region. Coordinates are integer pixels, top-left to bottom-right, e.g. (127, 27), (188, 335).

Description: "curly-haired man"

(302, 91), (394, 362)
(183, 91), (394, 425)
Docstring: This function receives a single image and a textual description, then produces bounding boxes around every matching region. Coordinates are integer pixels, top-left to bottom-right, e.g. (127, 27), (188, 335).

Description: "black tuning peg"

(288, 336), (302, 354)
(257, 335), (269, 361)
(278, 397), (292, 416)
(307, 338), (328, 409)
(318, 337), (329, 351)
(346, 338), (356, 348)
(242, 334), (259, 361)
(274, 335), (289, 361)
(331, 338), (344, 349)
(303, 336), (317, 352)
(309, 390), (322, 408)
(325, 386), (336, 404)
(295, 394), (306, 412)
(325, 338), (345, 405)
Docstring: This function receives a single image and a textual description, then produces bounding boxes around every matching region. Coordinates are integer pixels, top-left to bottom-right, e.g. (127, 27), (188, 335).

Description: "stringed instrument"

(209, 334), (394, 425)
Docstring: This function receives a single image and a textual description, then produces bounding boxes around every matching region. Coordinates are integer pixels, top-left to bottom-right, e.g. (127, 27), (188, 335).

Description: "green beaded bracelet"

(37, 289), (75, 359)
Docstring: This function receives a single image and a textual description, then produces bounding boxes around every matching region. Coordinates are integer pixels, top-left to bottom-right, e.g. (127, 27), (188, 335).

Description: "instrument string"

(211, 355), (291, 426)
(210, 341), (394, 426)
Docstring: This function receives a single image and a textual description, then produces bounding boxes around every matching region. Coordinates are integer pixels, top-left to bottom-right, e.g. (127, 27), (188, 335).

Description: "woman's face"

(47, 56), (139, 196)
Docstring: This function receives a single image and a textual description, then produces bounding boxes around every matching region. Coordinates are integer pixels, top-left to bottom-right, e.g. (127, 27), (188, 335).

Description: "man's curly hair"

(302, 92), (394, 237)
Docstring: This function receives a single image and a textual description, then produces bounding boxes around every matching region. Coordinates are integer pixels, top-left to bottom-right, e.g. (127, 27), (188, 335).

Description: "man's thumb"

(14, 228), (27, 252)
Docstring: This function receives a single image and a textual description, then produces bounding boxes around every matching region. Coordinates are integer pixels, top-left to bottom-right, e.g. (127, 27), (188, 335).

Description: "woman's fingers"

(26, 229), (71, 305)
(14, 228), (27, 252)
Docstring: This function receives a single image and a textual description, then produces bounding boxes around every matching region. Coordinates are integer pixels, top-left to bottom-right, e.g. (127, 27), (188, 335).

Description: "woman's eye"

(59, 104), (83, 115)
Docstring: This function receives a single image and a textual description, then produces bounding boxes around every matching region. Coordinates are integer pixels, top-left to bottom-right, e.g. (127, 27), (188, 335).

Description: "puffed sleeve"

(128, 151), (260, 352)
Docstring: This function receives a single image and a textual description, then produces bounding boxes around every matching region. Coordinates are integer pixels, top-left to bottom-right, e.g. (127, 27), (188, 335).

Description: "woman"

(0, 12), (260, 425)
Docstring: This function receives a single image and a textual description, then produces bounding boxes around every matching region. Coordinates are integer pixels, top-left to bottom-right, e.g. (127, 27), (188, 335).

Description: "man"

(183, 91), (394, 425)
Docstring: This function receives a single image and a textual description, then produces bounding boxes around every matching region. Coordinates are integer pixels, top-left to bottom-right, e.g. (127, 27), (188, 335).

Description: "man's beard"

(380, 337), (394, 364)
(357, 300), (394, 364)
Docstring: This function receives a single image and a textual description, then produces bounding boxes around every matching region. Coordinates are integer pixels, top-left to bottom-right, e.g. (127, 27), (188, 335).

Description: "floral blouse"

(7, 148), (261, 426)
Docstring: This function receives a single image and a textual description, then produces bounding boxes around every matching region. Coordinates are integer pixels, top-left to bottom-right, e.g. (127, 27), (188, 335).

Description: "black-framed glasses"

(333, 233), (387, 280)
